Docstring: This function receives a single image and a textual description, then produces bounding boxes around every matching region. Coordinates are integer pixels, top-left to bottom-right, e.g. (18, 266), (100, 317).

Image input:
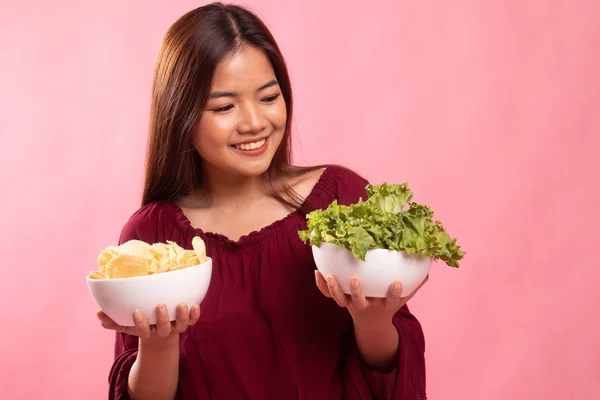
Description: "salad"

(298, 183), (465, 267)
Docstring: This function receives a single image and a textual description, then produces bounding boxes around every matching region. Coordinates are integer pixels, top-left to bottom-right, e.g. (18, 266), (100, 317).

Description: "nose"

(237, 102), (267, 134)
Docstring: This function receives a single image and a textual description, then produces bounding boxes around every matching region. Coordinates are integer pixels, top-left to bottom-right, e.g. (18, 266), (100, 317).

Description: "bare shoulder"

(288, 167), (327, 200)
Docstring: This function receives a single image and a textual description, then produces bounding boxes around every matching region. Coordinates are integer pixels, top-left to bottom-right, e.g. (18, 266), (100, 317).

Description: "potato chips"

(88, 236), (209, 280)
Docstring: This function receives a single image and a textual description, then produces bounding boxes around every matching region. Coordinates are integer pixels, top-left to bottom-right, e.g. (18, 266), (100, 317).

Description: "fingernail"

(326, 275), (335, 287)
(158, 305), (167, 316)
(180, 304), (188, 314)
(392, 282), (403, 296)
(133, 309), (143, 322)
(351, 277), (359, 289)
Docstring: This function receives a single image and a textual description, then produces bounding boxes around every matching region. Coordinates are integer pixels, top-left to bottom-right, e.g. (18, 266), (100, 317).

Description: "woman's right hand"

(96, 303), (201, 340)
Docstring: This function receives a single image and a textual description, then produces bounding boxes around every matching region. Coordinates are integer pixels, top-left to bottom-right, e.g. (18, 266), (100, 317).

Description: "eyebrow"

(208, 79), (279, 99)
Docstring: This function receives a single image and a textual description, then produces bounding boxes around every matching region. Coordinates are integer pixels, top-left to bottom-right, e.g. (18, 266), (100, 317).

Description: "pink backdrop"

(1, 0), (598, 398)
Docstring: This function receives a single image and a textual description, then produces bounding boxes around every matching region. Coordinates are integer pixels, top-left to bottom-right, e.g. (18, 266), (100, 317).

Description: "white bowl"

(86, 259), (212, 326)
(312, 243), (431, 298)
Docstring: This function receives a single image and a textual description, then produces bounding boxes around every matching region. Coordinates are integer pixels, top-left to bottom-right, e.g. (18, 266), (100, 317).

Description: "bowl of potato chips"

(86, 236), (212, 326)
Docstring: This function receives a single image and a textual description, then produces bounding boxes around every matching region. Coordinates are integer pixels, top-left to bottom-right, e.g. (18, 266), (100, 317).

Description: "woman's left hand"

(314, 270), (428, 328)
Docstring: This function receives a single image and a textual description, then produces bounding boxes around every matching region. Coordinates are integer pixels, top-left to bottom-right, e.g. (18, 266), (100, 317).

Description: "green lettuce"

(298, 183), (465, 267)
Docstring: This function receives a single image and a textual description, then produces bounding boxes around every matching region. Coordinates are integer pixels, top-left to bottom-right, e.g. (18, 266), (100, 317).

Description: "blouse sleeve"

(334, 167), (427, 400)
(107, 205), (184, 400)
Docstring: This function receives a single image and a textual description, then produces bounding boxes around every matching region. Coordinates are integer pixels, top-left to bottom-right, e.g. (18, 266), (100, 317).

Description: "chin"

(231, 162), (272, 177)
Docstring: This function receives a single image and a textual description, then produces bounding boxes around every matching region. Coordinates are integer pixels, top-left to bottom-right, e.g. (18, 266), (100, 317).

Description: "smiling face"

(193, 45), (287, 182)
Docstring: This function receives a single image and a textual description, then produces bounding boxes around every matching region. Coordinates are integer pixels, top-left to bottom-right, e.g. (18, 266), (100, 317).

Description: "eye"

(212, 104), (234, 113)
(262, 93), (281, 103)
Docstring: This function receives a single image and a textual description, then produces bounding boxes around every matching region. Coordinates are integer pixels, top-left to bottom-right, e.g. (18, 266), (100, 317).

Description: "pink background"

(1, 0), (598, 398)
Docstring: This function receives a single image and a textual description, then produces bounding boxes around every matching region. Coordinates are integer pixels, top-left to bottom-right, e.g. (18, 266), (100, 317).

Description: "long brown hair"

(141, 2), (324, 211)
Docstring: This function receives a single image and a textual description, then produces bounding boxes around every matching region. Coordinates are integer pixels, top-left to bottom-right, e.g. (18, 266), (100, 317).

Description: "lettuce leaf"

(298, 183), (465, 267)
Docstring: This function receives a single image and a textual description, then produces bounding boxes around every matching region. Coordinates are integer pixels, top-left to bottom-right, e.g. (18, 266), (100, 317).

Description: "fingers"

(189, 304), (201, 326)
(100, 303), (200, 339)
(98, 310), (145, 337)
(316, 271), (368, 309)
(383, 274), (430, 309)
(154, 304), (172, 337)
(349, 277), (369, 310)
(383, 281), (404, 310)
(96, 310), (119, 330)
(325, 274), (348, 307)
(174, 303), (189, 333)
(133, 309), (151, 339)
(314, 270), (332, 298)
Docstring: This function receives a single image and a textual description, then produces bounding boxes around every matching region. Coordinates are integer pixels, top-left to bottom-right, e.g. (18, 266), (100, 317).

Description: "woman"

(97, 3), (427, 399)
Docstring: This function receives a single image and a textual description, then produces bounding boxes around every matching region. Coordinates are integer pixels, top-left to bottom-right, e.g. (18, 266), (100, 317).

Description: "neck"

(196, 168), (269, 208)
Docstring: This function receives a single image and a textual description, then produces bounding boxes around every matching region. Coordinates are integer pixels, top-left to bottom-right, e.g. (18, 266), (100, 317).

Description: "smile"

(233, 138), (266, 151)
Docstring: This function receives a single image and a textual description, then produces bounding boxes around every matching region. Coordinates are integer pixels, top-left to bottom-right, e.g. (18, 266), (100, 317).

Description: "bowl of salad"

(299, 183), (465, 298)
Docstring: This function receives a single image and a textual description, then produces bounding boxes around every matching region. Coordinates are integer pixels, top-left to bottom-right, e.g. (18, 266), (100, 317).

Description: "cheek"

(269, 101), (288, 131)
(194, 115), (232, 153)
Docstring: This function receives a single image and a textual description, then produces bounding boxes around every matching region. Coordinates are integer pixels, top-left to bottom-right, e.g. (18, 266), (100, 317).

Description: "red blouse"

(108, 166), (426, 399)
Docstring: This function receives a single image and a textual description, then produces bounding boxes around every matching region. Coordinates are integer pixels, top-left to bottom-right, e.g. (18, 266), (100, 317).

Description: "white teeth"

(234, 138), (266, 151)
